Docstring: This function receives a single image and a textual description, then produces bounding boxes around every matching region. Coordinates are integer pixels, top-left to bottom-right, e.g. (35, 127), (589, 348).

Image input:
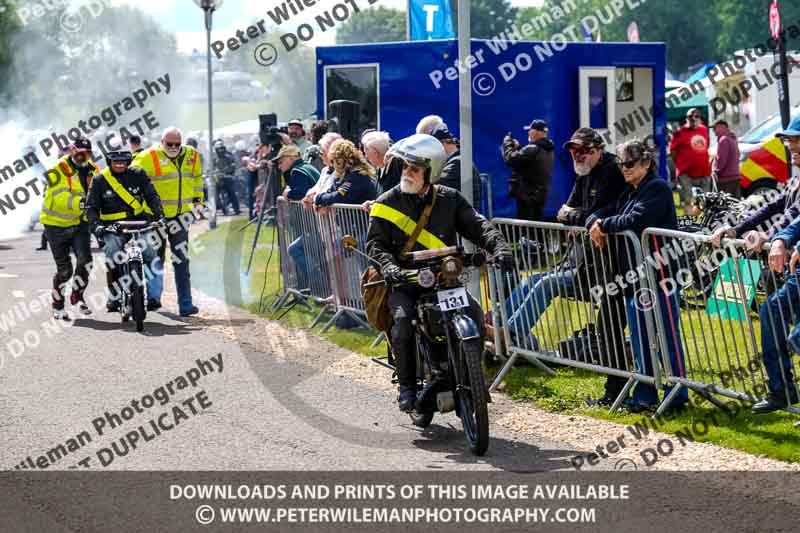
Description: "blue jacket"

(315, 169), (377, 206)
(586, 171), (678, 237)
(285, 159), (319, 200)
(773, 212), (800, 249)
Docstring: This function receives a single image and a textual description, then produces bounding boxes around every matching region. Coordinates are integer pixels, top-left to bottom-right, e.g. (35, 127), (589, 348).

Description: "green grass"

(192, 220), (800, 464)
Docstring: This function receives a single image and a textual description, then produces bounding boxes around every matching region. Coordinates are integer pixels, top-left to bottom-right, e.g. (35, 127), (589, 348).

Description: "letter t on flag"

(409, 0), (455, 40)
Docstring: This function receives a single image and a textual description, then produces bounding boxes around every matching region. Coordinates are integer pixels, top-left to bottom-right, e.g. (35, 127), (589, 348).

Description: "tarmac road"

(0, 231), (581, 472)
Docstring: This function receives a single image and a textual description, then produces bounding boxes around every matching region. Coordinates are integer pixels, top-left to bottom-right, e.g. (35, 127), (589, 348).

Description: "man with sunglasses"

(506, 127), (628, 407)
(132, 127), (204, 316)
(669, 108), (711, 214)
(366, 134), (512, 412)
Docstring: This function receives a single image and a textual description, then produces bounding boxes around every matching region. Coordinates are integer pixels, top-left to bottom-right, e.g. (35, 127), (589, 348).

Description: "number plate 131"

(438, 287), (469, 311)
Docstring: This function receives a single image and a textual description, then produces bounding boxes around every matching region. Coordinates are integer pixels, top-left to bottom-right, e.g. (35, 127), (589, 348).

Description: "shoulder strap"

(401, 185), (438, 255)
(103, 169), (148, 214)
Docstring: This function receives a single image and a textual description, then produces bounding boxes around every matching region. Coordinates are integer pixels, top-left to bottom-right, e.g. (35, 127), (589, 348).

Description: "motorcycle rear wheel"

(456, 339), (490, 455)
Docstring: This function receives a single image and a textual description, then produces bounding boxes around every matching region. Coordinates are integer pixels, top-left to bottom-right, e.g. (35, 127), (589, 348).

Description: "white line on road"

(12, 291), (25, 298)
(0, 273), (19, 278)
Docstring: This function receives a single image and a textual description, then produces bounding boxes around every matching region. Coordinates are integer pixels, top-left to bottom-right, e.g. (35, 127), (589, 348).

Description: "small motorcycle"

(343, 236), (491, 456)
(106, 220), (159, 332)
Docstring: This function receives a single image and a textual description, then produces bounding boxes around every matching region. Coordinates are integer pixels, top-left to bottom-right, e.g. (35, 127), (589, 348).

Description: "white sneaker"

(53, 308), (71, 320)
(76, 301), (93, 316)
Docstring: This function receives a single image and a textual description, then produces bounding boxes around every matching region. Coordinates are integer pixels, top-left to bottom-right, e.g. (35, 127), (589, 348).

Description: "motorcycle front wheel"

(130, 260), (146, 332)
(456, 339), (489, 456)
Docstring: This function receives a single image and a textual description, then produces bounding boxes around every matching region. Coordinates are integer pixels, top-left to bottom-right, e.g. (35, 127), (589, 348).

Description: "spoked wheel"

(455, 339), (489, 455)
(130, 261), (146, 332)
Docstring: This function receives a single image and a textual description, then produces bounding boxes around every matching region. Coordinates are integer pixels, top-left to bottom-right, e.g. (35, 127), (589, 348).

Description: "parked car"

(737, 105), (800, 197)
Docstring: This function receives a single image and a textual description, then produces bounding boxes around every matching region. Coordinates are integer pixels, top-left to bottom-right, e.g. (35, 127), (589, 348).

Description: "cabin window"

(324, 64), (379, 132)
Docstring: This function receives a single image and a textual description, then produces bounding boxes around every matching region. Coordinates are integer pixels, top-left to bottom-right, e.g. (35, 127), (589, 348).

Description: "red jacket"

(669, 124), (711, 178)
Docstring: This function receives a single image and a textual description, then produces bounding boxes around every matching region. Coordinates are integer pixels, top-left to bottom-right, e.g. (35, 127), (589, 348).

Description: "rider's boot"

(398, 384), (417, 413)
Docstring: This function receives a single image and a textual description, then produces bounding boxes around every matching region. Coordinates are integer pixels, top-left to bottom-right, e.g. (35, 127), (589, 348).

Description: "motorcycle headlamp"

(418, 268), (436, 288)
(440, 256), (463, 284)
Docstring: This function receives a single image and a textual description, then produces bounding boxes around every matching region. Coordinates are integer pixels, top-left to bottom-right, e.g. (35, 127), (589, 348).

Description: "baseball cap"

(430, 125), (456, 143)
(72, 137), (92, 152)
(287, 119), (304, 128)
(563, 127), (604, 150)
(776, 115), (800, 138)
(524, 119), (548, 131)
(270, 144), (301, 161)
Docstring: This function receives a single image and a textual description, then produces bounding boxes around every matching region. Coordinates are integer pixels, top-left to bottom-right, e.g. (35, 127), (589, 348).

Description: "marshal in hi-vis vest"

(96, 167), (154, 221)
(132, 145), (203, 218)
(39, 155), (99, 228)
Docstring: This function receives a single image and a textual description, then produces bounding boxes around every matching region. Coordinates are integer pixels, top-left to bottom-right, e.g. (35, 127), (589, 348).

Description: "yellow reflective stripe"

(41, 208), (79, 221)
(49, 187), (71, 196)
(161, 199), (194, 205)
(370, 203), (446, 250)
(100, 212), (130, 221)
(150, 174), (179, 182)
(102, 169), (153, 215)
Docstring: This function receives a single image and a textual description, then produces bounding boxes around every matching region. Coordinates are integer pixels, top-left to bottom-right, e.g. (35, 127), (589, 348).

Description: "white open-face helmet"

(387, 133), (447, 184)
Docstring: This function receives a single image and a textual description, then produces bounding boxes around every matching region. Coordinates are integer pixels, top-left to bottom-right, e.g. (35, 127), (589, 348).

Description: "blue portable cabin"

(316, 39), (667, 219)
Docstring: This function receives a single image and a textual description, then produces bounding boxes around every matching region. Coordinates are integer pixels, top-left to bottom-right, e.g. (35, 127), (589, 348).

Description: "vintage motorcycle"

(342, 236), (491, 456)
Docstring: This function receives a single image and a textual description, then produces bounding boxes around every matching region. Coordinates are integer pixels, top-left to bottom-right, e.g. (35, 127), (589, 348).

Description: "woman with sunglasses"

(586, 140), (689, 413)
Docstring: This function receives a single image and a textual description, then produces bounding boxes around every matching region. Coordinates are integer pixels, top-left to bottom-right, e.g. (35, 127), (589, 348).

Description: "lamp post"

(193, 0), (224, 229)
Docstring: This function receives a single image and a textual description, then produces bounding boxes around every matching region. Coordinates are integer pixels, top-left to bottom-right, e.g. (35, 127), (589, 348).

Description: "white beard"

(164, 147), (180, 158)
(400, 177), (423, 194)
(574, 162), (592, 176)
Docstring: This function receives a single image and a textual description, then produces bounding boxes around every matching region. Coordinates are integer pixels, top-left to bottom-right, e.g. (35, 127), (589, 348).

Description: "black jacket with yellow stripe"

(86, 167), (165, 233)
(366, 184), (508, 271)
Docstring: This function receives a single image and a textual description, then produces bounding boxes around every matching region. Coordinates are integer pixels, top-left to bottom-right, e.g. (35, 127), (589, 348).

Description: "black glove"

(493, 247), (515, 272)
(78, 199), (86, 210)
(93, 225), (106, 239)
(381, 264), (407, 286)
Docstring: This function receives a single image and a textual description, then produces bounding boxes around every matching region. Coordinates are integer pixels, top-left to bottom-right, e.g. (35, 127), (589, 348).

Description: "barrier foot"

(609, 377), (636, 414)
(311, 304), (334, 328)
(371, 332), (386, 348)
(370, 356), (396, 371)
(697, 389), (731, 413)
(269, 292), (289, 313)
(489, 352), (518, 392)
(321, 309), (343, 333)
(275, 294), (312, 320)
(652, 383), (684, 420)
(520, 352), (557, 377)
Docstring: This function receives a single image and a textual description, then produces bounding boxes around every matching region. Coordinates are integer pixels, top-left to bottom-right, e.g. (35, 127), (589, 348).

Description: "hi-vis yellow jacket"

(132, 145), (203, 218)
(39, 155), (99, 228)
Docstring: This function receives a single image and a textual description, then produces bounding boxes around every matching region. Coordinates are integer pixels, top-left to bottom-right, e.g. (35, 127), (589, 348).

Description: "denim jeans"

(103, 232), (162, 303)
(505, 269), (576, 337)
(759, 273), (800, 396)
(626, 288), (688, 405)
(155, 221), (194, 313)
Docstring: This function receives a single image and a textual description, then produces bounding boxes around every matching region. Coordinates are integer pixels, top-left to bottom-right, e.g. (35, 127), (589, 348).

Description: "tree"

(336, 6), (406, 44)
(448, 0), (517, 39)
(0, 1), (21, 102)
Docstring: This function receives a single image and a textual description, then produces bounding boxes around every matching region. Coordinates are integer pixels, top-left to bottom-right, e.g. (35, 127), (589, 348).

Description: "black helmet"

(107, 150), (133, 163)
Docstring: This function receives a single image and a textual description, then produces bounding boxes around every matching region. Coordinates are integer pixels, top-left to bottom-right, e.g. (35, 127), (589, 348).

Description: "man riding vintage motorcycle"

(365, 134), (513, 412)
(86, 149), (166, 312)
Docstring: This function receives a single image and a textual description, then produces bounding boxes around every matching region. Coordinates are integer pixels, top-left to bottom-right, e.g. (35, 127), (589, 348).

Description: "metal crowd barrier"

(640, 228), (800, 415)
(320, 203), (374, 333)
(272, 199), (381, 343)
(272, 198), (336, 324)
(486, 219), (662, 413)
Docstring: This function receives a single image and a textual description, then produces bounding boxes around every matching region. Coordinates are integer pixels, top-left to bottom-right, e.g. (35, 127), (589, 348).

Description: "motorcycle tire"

(131, 261), (146, 332)
(456, 339), (490, 456)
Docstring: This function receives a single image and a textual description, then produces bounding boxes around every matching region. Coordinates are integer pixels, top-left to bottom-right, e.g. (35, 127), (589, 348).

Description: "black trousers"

(44, 223), (92, 308)
(516, 197), (545, 221)
(597, 293), (630, 398)
(388, 288), (485, 388)
(217, 178), (241, 214)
